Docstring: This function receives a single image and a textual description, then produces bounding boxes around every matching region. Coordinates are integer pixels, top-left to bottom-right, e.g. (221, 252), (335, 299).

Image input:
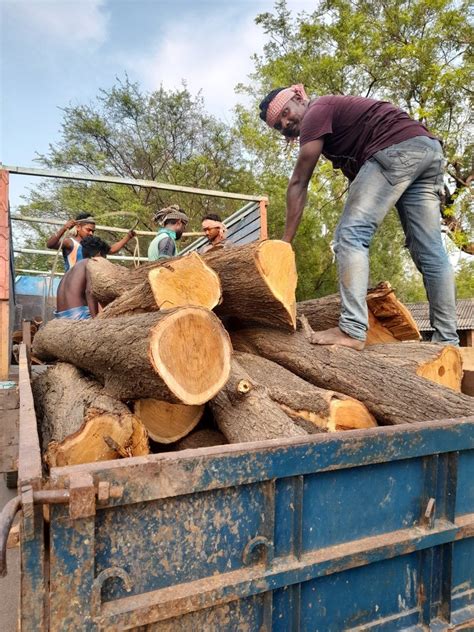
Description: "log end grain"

(148, 252), (222, 310)
(134, 399), (204, 443)
(416, 345), (463, 392)
(149, 307), (232, 405)
(256, 240), (297, 329)
(45, 410), (148, 468)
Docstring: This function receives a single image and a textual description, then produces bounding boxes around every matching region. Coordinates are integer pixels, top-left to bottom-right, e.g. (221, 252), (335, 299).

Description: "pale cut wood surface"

(134, 399), (204, 443)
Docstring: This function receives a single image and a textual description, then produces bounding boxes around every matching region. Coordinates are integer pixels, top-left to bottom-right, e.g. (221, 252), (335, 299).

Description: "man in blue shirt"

(148, 205), (190, 261)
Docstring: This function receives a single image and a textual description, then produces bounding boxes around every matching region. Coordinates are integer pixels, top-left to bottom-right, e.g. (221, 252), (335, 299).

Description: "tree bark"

(96, 252), (221, 318)
(33, 308), (232, 405)
(210, 358), (308, 443)
(235, 352), (377, 432)
(297, 281), (420, 345)
(202, 240), (297, 330)
(175, 429), (228, 450)
(32, 363), (149, 467)
(231, 328), (474, 425)
(366, 342), (463, 391)
(133, 399), (204, 443)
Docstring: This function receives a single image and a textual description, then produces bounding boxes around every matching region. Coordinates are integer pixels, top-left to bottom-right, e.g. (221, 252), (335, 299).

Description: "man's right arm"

(283, 139), (324, 243)
(157, 236), (176, 259)
(85, 265), (99, 317)
(46, 219), (76, 250)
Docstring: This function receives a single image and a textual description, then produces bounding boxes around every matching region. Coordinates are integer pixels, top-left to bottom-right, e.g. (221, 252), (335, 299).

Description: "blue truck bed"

(8, 347), (474, 631)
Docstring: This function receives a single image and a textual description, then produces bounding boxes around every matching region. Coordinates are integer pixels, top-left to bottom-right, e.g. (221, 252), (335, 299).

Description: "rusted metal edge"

(0, 495), (21, 576)
(98, 519), (460, 629)
(17, 344), (42, 489)
(454, 513), (474, 539)
(49, 416), (474, 508)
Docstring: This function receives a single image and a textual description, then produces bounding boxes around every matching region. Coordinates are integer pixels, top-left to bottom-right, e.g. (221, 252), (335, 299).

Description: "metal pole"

(1, 164), (266, 202)
(14, 248), (149, 263)
(10, 214), (204, 238)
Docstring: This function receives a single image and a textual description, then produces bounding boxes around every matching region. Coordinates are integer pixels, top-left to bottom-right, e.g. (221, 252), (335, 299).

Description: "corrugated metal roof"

(406, 298), (473, 331)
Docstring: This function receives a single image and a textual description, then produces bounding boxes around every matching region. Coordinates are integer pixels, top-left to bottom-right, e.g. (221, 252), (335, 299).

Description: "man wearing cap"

(148, 205), (189, 261)
(47, 212), (136, 271)
(259, 85), (458, 349)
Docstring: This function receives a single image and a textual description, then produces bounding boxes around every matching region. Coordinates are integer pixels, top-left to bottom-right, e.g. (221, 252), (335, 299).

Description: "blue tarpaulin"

(15, 275), (61, 297)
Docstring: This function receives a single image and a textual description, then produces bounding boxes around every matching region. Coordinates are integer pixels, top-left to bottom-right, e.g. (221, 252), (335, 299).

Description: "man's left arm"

(109, 230), (136, 254)
(283, 139), (324, 243)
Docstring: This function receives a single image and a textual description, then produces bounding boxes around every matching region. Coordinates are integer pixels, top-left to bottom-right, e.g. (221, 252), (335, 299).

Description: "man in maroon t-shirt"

(259, 85), (458, 348)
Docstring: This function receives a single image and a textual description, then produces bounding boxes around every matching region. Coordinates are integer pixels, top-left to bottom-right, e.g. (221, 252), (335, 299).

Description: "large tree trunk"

(298, 281), (420, 345)
(91, 253), (221, 317)
(231, 328), (474, 425)
(96, 253), (221, 318)
(133, 399), (204, 443)
(33, 308), (232, 405)
(32, 363), (149, 467)
(202, 240), (297, 330)
(366, 342), (463, 391)
(87, 258), (131, 304)
(235, 352), (377, 432)
(210, 358), (308, 443)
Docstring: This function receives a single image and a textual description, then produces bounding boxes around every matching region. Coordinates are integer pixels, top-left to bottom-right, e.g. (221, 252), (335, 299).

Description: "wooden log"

(32, 308), (232, 405)
(366, 282), (420, 341)
(202, 240), (297, 330)
(366, 342), (463, 391)
(32, 363), (149, 467)
(134, 399), (204, 443)
(87, 257), (131, 304)
(235, 352), (377, 432)
(298, 281), (420, 345)
(210, 358), (308, 443)
(96, 252), (221, 318)
(175, 429), (228, 450)
(231, 328), (474, 425)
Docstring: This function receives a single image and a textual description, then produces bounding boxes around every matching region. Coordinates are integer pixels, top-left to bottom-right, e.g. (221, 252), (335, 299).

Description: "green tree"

(236, 0), (473, 299)
(15, 77), (258, 270)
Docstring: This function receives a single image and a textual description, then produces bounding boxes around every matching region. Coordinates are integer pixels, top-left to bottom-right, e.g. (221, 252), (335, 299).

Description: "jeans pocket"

(373, 145), (429, 185)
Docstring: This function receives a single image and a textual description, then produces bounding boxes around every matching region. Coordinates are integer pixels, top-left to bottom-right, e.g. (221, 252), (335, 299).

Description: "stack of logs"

(31, 241), (473, 468)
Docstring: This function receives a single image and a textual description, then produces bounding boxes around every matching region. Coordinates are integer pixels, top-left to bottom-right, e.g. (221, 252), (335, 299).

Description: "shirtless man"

(54, 236), (110, 320)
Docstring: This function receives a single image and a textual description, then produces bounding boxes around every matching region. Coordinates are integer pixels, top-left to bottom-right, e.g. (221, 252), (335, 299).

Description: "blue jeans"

(333, 136), (458, 344)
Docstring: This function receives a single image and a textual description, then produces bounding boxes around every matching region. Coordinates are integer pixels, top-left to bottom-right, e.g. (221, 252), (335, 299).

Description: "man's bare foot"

(310, 327), (365, 350)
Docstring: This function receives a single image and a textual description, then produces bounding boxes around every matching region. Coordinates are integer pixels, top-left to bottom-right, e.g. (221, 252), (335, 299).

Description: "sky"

(0, 0), (316, 209)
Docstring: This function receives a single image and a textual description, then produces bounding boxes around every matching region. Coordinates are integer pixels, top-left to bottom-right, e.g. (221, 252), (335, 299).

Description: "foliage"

(15, 77), (258, 269)
(236, 0), (473, 298)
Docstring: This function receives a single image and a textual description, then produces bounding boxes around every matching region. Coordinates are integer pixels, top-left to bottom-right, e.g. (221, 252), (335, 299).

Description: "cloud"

(127, 10), (265, 121)
(3, 0), (109, 47)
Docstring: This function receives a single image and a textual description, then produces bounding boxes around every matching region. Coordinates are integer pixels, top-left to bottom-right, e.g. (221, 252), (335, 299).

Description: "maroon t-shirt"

(299, 95), (436, 180)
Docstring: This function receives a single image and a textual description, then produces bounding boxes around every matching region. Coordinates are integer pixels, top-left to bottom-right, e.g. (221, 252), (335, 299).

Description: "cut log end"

(367, 282), (420, 341)
(329, 399), (378, 431)
(134, 399), (204, 443)
(148, 252), (221, 311)
(416, 345), (463, 392)
(149, 307), (232, 405)
(45, 411), (149, 468)
(279, 398), (377, 433)
(256, 240), (297, 329)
